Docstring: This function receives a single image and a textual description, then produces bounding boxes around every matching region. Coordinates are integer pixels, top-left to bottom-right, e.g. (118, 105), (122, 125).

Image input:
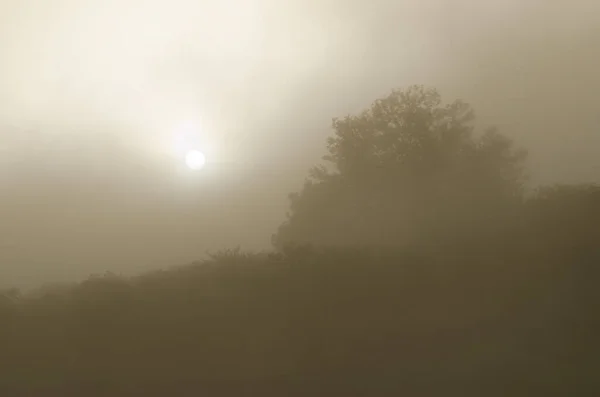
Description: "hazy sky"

(1, 0), (599, 287)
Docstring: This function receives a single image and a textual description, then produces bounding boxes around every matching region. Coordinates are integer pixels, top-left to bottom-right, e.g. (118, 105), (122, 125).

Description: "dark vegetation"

(1, 86), (599, 396)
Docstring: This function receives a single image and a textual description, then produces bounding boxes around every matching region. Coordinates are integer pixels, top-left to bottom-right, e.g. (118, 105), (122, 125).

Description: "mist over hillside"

(1, 2), (600, 395)
(1, 0), (599, 285)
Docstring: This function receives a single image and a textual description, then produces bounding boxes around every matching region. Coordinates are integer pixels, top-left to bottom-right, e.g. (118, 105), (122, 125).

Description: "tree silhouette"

(274, 85), (527, 249)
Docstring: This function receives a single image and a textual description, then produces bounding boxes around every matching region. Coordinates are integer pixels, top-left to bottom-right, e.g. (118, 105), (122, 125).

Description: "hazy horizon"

(1, 0), (599, 287)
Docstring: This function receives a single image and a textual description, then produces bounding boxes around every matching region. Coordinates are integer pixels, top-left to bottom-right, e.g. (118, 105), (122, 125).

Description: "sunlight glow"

(185, 150), (206, 170)
(169, 119), (220, 170)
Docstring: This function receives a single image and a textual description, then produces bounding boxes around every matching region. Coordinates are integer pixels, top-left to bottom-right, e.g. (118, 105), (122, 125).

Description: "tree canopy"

(274, 85), (527, 249)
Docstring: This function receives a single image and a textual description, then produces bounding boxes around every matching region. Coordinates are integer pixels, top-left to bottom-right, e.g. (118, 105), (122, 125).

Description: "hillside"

(1, 243), (597, 396)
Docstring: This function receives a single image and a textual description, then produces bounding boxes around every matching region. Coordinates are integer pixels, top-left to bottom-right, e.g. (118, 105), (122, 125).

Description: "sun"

(185, 150), (206, 170)
(168, 120), (217, 170)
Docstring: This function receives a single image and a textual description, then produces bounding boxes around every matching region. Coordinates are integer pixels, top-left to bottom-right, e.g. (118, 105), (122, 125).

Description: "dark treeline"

(1, 86), (599, 396)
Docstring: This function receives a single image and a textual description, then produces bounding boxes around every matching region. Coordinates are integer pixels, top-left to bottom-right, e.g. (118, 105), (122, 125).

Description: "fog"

(1, 0), (599, 287)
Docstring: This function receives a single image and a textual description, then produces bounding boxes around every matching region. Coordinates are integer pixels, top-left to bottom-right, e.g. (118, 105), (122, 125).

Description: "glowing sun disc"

(185, 150), (206, 170)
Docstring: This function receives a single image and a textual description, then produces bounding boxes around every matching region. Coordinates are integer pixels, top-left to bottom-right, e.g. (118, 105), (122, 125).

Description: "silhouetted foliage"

(273, 86), (527, 249)
(1, 244), (598, 396)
